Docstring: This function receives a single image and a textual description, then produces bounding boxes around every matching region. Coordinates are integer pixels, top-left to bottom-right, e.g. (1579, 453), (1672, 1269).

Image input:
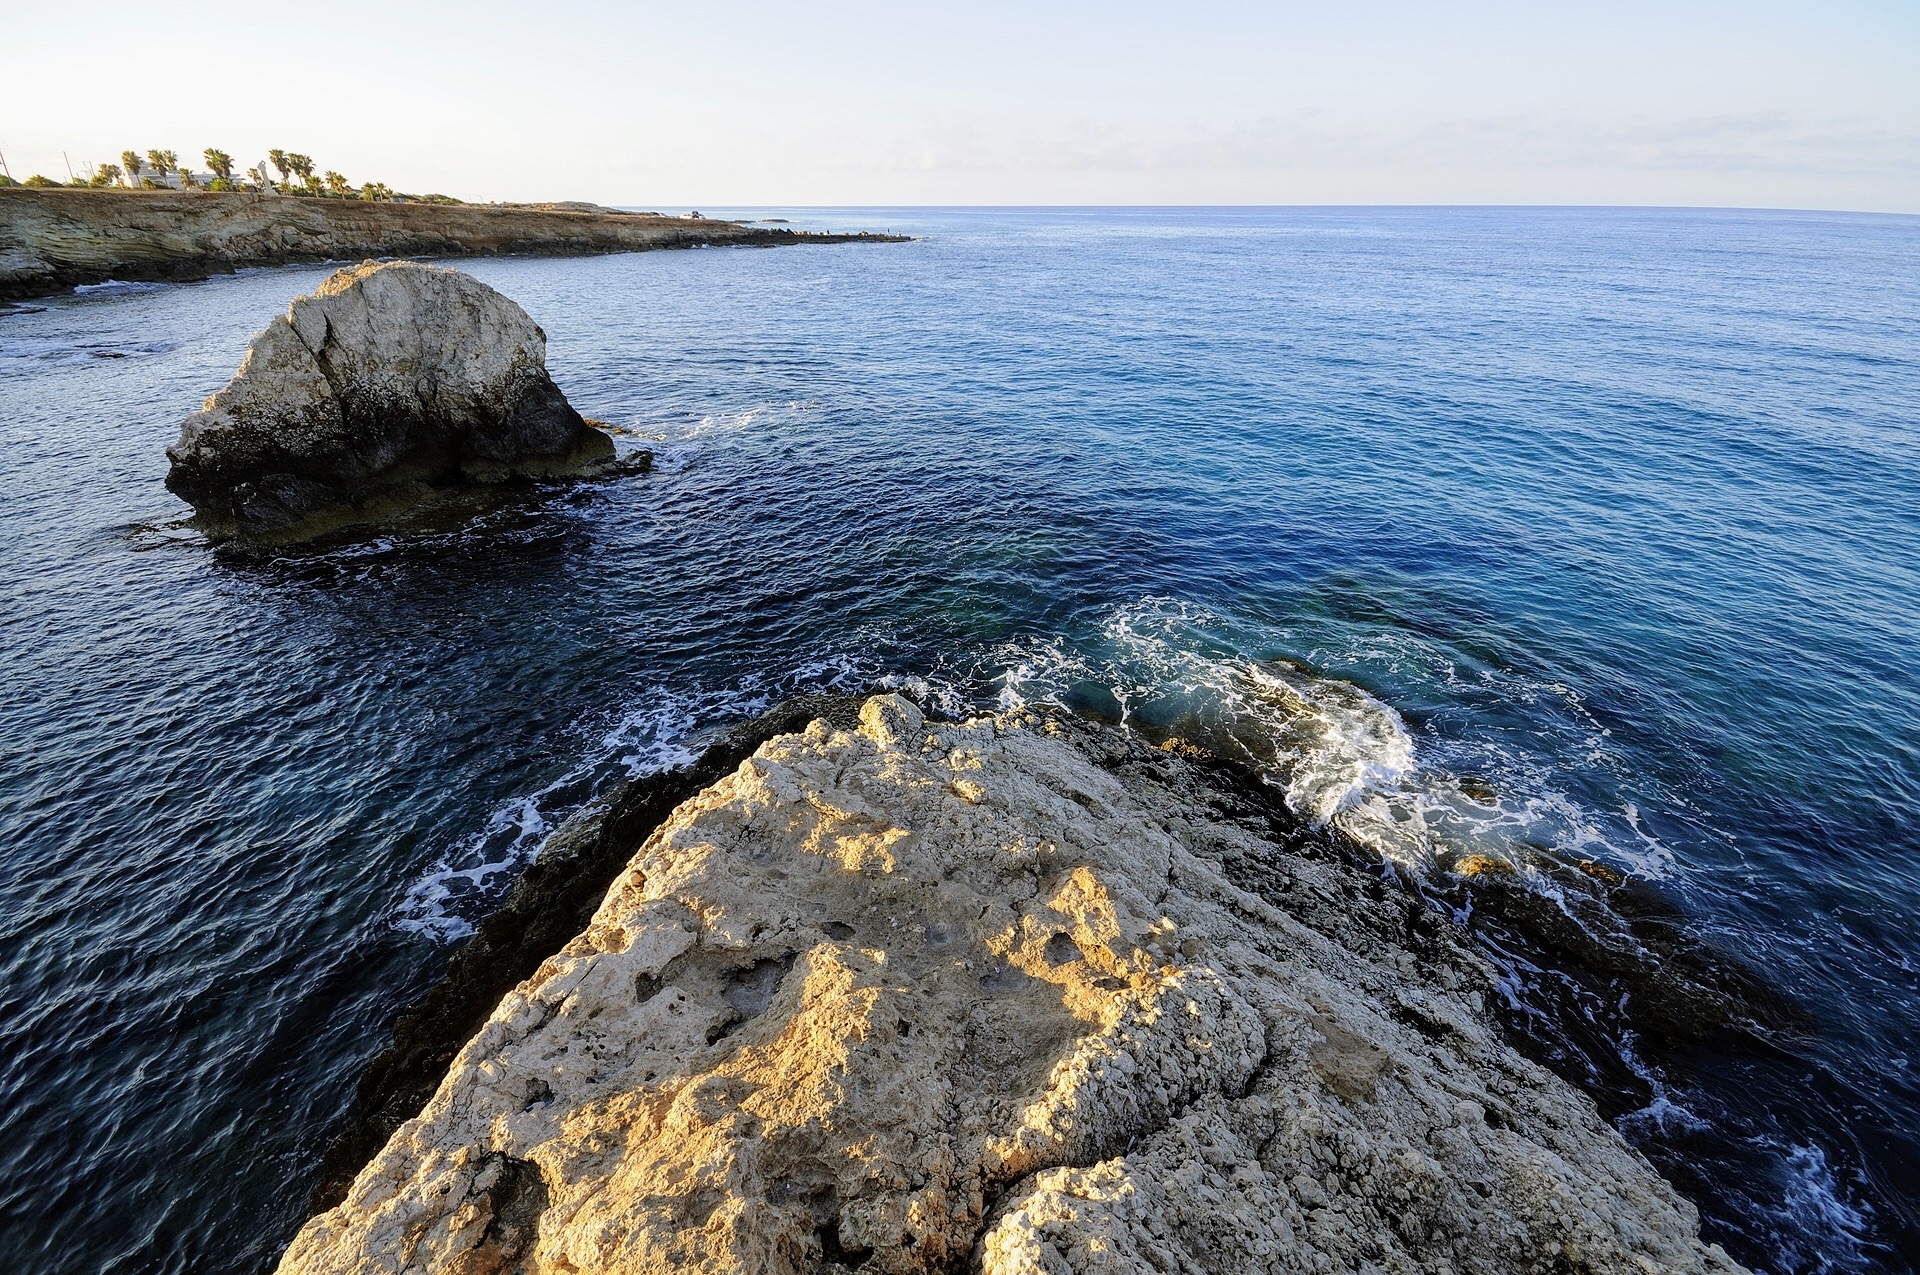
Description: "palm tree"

(324, 170), (350, 196)
(203, 149), (234, 180)
(147, 149), (176, 180)
(269, 149), (291, 186)
(94, 162), (123, 188)
(177, 166), (197, 190)
(121, 151), (143, 186)
(287, 153), (314, 185)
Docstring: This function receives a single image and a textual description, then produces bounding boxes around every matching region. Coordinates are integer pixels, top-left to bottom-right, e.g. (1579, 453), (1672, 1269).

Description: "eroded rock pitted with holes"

(280, 696), (1745, 1275)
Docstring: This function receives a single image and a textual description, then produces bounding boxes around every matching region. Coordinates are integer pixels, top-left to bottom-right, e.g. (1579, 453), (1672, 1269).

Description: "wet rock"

(164, 260), (623, 538)
(282, 698), (1744, 1275)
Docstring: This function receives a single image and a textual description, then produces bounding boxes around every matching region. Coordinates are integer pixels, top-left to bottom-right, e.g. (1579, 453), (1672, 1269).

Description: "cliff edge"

(0, 189), (906, 301)
(281, 696), (1744, 1275)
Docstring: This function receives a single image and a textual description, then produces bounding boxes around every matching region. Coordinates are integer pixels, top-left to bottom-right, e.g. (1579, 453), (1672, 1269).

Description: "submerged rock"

(165, 260), (622, 538)
(281, 697), (1745, 1275)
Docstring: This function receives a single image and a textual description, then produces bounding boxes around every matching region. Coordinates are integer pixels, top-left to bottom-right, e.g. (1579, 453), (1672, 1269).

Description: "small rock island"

(166, 261), (623, 538)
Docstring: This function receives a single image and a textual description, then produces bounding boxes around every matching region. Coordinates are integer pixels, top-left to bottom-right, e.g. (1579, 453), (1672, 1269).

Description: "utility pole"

(64, 151), (75, 182)
(0, 144), (12, 180)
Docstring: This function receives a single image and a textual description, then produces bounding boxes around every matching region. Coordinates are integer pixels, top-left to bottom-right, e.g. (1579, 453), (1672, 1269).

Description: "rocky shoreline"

(306, 696), (868, 1217)
(0, 189), (906, 301)
(287, 694), (1768, 1274)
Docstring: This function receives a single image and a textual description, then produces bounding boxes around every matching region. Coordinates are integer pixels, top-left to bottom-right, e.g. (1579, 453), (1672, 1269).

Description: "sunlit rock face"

(280, 696), (1746, 1275)
(165, 260), (615, 538)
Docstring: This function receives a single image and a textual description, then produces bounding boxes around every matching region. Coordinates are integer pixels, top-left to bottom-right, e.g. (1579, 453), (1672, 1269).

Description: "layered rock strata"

(0, 189), (907, 301)
(282, 696), (1745, 1275)
(166, 260), (622, 537)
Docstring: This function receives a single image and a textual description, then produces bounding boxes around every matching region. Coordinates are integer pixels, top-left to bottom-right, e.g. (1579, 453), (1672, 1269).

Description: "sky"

(3, 1), (1917, 211)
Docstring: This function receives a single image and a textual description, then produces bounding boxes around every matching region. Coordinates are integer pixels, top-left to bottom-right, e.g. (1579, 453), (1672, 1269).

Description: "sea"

(2, 206), (1917, 1273)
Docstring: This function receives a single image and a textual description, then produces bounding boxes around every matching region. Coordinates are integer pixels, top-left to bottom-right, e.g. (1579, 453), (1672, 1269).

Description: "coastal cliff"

(0, 189), (904, 301)
(283, 696), (1745, 1275)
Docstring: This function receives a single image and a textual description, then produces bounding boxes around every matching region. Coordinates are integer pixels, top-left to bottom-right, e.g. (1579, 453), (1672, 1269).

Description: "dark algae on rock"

(164, 260), (637, 539)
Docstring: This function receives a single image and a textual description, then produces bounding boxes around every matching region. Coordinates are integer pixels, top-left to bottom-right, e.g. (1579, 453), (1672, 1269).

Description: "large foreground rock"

(165, 260), (617, 537)
(282, 698), (1745, 1275)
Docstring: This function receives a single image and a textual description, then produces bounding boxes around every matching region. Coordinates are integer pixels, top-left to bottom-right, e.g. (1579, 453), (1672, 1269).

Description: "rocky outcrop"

(0, 189), (908, 301)
(306, 696), (869, 1218)
(165, 261), (622, 537)
(281, 696), (1745, 1275)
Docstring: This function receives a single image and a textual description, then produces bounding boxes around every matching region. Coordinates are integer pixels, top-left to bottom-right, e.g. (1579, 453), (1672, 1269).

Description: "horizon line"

(628, 201), (1919, 218)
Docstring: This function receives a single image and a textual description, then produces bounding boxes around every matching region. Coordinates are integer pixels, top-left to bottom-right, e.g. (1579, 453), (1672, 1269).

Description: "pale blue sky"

(4, 1), (1917, 209)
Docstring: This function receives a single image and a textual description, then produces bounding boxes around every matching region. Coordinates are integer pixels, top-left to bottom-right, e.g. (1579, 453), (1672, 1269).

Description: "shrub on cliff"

(0, 174), (16, 188)
(24, 174), (57, 187)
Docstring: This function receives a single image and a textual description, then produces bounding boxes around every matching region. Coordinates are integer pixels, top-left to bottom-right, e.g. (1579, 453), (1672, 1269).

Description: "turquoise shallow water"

(2, 207), (1918, 1272)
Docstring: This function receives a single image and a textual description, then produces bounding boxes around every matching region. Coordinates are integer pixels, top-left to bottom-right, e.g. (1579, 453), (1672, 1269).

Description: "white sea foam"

(1616, 1028), (1710, 1138)
(984, 596), (1662, 881)
(391, 641), (933, 942)
(980, 599), (1427, 867)
(399, 596), (1666, 937)
(394, 678), (776, 941)
(611, 401), (814, 476)
(70, 279), (166, 295)
(1769, 1142), (1876, 1273)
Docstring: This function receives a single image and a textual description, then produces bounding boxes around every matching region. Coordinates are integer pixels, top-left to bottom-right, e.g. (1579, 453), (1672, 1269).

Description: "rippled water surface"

(3, 207), (1918, 1273)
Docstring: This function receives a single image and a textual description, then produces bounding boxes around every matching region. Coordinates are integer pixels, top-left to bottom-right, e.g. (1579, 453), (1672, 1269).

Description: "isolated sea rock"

(164, 260), (618, 537)
(282, 696), (1745, 1275)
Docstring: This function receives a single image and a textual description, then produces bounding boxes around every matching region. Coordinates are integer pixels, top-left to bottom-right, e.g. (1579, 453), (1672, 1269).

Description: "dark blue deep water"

(3, 207), (1918, 1273)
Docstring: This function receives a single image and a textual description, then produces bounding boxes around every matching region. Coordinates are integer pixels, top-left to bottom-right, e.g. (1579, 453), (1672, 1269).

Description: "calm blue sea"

(2, 207), (1917, 1273)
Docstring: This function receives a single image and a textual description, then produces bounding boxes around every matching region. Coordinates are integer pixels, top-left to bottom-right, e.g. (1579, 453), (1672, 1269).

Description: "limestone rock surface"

(281, 697), (1746, 1275)
(164, 260), (617, 536)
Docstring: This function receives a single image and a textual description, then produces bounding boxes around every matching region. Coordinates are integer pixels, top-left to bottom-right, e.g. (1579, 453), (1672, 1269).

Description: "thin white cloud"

(859, 112), (1920, 179)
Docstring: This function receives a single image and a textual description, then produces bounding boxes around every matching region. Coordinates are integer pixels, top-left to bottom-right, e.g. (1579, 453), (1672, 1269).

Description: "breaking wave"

(980, 597), (1660, 884)
(392, 642), (929, 941)
(392, 680), (770, 940)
